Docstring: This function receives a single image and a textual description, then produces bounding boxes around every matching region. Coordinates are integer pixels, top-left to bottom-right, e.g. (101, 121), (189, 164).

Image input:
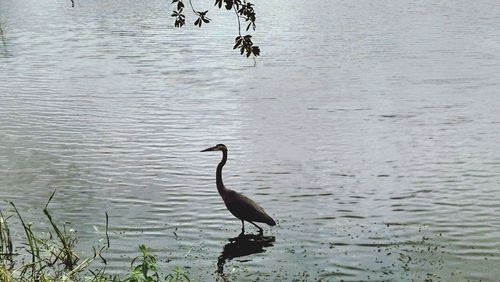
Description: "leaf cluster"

(194, 11), (210, 28)
(126, 244), (159, 282)
(214, 0), (235, 10)
(171, 0), (211, 28)
(126, 245), (189, 282)
(165, 266), (190, 282)
(234, 35), (260, 57)
(238, 2), (256, 31)
(172, 0), (260, 58)
(171, 0), (186, 27)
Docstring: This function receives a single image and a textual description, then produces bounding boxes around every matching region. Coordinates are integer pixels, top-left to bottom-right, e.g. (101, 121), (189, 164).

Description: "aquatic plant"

(0, 191), (190, 282)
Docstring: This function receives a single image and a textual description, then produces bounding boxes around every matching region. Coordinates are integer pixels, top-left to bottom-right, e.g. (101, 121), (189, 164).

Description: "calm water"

(1, 0), (500, 280)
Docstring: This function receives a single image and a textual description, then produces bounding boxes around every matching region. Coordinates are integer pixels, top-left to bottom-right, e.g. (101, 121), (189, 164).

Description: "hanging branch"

(171, 0), (260, 58)
(233, 4), (241, 36)
(172, 0), (210, 28)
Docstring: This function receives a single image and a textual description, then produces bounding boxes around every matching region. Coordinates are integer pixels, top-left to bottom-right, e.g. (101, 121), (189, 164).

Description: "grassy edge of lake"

(0, 190), (190, 282)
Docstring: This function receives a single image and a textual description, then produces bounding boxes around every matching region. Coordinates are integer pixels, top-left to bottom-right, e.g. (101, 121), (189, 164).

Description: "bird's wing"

(224, 190), (275, 225)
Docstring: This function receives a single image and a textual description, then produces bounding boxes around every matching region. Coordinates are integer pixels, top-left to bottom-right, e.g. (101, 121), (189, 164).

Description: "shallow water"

(1, 0), (500, 280)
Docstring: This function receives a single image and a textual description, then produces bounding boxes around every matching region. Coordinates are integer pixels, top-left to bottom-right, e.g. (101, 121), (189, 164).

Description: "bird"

(201, 144), (276, 235)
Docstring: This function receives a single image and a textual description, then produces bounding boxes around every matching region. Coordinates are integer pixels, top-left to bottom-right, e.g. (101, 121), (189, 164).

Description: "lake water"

(1, 0), (500, 280)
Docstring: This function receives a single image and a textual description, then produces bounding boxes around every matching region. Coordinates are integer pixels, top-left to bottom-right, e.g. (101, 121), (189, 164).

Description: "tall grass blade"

(43, 190), (77, 271)
(9, 201), (41, 278)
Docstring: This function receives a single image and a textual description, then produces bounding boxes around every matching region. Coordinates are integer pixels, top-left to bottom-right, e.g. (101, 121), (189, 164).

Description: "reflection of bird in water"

(217, 234), (275, 276)
(201, 144), (276, 235)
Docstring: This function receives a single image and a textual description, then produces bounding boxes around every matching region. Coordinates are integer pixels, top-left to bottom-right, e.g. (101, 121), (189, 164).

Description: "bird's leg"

(249, 221), (263, 235)
(239, 220), (245, 236)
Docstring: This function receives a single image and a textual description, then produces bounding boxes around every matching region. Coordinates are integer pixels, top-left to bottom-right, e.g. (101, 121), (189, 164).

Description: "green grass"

(0, 191), (190, 282)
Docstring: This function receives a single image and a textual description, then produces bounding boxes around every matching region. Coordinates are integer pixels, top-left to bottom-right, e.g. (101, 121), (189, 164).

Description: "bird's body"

(222, 189), (276, 226)
(202, 144), (276, 234)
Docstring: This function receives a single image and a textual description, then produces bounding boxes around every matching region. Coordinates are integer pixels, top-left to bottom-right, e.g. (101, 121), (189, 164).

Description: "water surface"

(1, 0), (500, 280)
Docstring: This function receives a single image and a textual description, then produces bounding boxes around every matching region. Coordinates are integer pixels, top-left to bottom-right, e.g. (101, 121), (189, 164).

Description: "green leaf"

(252, 46), (260, 56)
(224, 0), (233, 10)
(177, 1), (184, 10)
(233, 40), (241, 49)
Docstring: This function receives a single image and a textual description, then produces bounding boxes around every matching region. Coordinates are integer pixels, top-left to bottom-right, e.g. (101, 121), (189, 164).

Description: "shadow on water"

(217, 233), (275, 278)
(0, 21), (6, 50)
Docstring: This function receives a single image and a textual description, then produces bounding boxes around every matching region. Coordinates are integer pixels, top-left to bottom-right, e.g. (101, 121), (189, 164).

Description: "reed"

(0, 191), (189, 281)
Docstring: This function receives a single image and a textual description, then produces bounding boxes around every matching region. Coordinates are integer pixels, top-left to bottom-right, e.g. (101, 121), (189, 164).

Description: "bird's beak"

(201, 146), (217, 152)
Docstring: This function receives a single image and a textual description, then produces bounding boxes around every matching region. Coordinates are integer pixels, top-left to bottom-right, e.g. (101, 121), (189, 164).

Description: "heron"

(201, 144), (276, 235)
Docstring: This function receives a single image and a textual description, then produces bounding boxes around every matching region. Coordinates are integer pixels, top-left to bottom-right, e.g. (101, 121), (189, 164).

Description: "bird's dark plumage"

(201, 144), (276, 234)
(223, 189), (276, 226)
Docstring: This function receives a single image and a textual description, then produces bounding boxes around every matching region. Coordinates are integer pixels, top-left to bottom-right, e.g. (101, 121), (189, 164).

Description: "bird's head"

(201, 144), (227, 152)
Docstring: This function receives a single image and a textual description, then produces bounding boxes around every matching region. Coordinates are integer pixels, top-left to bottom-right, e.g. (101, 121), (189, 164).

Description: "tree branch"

(187, 0), (199, 15)
(233, 4), (242, 36)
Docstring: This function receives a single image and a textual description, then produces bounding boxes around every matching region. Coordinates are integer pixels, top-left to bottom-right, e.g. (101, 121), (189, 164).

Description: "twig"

(187, 0), (199, 15)
(233, 4), (242, 36)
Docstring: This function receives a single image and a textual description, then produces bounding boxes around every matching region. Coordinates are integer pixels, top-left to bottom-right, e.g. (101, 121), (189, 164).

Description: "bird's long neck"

(216, 149), (227, 195)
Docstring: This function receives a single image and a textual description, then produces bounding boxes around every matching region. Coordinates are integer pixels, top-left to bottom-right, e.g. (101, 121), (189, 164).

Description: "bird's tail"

(265, 215), (276, 226)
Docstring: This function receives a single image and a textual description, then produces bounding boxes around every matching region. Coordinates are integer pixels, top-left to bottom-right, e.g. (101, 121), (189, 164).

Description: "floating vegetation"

(0, 191), (190, 282)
